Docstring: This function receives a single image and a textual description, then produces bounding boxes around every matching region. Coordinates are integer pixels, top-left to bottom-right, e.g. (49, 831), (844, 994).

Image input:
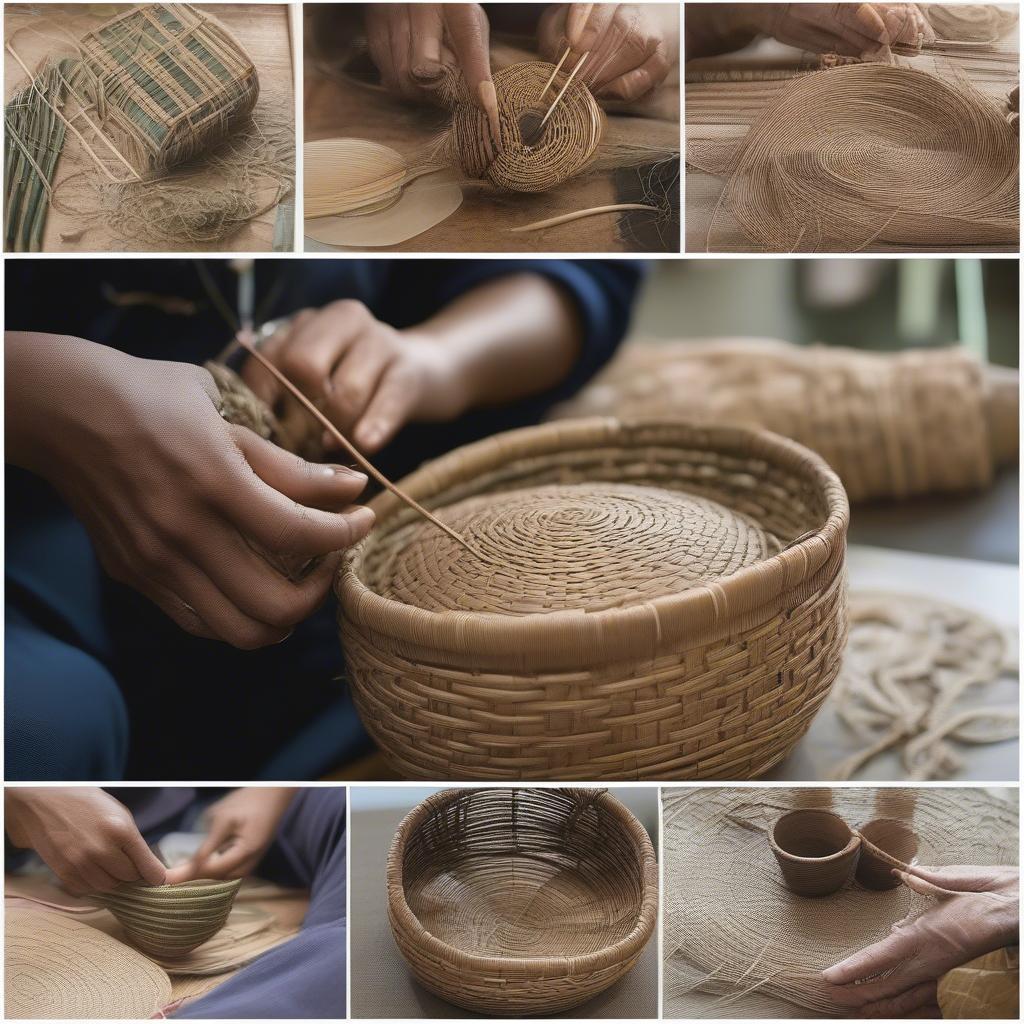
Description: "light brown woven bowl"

(386, 788), (658, 1016)
(338, 418), (849, 780)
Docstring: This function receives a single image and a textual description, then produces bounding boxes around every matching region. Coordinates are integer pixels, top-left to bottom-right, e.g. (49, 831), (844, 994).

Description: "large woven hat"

(5, 904), (172, 1019)
(92, 878), (242, 958)
(387, 788), (658, 1015)
(338, 418), (849, 780)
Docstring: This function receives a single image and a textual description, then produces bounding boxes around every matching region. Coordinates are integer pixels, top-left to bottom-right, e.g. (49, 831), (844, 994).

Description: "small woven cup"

(856, 818), (918, 890)
(769, 809), (861, 897)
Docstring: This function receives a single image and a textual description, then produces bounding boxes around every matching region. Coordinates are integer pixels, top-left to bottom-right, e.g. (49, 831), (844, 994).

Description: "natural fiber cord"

(337, 418), (849, 781)
(387, 788), (657, 1015)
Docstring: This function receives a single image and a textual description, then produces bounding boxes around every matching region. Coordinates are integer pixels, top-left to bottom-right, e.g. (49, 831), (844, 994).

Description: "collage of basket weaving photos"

(0, 0), (1022, 1022)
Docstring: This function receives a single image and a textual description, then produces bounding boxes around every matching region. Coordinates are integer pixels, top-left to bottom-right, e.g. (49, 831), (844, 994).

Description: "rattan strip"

(387, 788), (657, 1015)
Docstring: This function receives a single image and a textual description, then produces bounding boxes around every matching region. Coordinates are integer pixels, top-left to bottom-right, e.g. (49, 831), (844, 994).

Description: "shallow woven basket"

(387, 788), (657, 1015)
(92, 878), (242, 958)
(75, 2), (259, 175)
(338, 418), (849, 781)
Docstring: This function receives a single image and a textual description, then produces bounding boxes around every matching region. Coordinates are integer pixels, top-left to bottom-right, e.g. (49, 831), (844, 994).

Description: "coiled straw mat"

(662, 786), (1018, 1018)
(387, 787), (657, 1015)
(713, 63), (1019, 251)
(91, 878), (242, 958)
(337, 418), (849, 781)
(5, 905), (173, 1019)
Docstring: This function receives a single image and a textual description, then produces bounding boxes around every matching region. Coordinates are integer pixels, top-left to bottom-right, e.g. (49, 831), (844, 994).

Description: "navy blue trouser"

(5, 472), (370, 781)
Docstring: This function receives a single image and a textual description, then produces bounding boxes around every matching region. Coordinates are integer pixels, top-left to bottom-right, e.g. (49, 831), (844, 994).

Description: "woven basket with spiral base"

(337, 418), (849, 781)
(92, 878), (242, 958)
(387, 788), (657, 1015)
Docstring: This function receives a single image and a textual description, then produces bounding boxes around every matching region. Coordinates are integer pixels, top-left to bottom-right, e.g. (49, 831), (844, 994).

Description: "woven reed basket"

(338, 418), (849, 780)
(386, 788), (658, 1015)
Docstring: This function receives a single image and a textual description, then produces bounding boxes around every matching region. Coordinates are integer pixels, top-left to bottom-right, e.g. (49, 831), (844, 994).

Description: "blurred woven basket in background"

(337, 418), (849, 781)
(387, 787), (657, 1015)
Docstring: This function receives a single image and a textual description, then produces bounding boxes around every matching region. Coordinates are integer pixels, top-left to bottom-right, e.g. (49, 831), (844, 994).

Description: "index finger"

(821, 928), (915, 987)
(443, 4), (499, 140)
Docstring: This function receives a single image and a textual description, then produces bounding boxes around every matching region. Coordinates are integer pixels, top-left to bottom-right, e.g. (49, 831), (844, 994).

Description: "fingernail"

(349, 506), (376, 532)
(330, 465), (367, 483)
(477, 80), (501, 146)
(271, 629), (294, 647)
(412, 63), (444, 81)
(358, 425), (383, 449)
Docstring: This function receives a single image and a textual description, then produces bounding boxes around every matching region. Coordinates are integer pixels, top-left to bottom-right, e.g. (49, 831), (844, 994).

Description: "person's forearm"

(686, 4), (761, 58)
(409, 273), (583, 414)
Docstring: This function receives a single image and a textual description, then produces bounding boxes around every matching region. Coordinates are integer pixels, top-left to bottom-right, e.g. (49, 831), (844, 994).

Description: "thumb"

(822, 927), (915, 986)
(230, 426), (369, 510)
(174, 814), (237, 882)
(896, 869), (952, 899)
(903, 864), (1009, 893)
(121, 831), (167, 887)
(444, 4), (499, 142)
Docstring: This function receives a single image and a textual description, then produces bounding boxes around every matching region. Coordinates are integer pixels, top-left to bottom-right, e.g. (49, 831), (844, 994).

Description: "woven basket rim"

(769, 809), (860, 864)
(338, 417), (849, 662)
(386, 787), (658, 976)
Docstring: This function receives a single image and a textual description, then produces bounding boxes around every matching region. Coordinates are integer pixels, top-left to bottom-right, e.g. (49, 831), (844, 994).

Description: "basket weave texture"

(338, 419), (849, 780)
(76, 2), (259, 174)
(386, 787), (658, 1015)
(92, 878), (242, 958)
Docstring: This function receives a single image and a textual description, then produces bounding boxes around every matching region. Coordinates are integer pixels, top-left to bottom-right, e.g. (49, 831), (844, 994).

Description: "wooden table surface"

(304, 36), (680, 253)
(685, 4), (1020, 253)
(4, 3), (296, 252)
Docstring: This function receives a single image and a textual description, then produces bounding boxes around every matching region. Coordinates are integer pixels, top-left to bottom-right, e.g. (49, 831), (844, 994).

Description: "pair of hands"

(822, 864), (1019, 1018)
(5, 788), (296, 894)
(365, 3), (672, 109)
(7, 309), (461, 650)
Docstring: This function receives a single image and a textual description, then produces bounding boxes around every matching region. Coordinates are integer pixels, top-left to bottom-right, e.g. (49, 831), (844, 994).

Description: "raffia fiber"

(662, 786), (1018, 1019)
(387, 788), (657, 1015)
(74, 3), (259, 177)
(337, 418), (849, 781)
(707, 62), (1019, 252)
(437, 61), (604, 192)
(549, 340), (1016, 503)
(829, 591), (1018, 781)
(91, 878), (242, 959)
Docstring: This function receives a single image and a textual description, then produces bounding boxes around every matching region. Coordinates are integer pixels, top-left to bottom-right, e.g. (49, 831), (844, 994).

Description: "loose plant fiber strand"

(234, 335), (480, 557)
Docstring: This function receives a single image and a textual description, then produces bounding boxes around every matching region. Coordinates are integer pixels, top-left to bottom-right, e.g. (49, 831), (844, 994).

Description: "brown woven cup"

(855, 818), (918, 890)
(769, 809), (861, 897)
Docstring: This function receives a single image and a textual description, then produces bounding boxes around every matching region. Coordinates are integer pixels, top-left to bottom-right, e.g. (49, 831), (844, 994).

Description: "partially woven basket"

(92, 878), (242, 958)
(75, 3), (259, 176)
(337, 418), (849, 780)
(387, 788), (657, 1015)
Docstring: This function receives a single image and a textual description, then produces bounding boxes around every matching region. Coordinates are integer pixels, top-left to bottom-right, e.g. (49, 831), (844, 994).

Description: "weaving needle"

(540, 51), (590, 129)
(537, 46), (571, 101)
(233, 333), (483, 559)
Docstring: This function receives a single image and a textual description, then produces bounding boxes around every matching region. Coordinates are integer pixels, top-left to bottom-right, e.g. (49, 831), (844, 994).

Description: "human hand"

(164, 788), (298, 882)
(241, 301), (471, 456)
(822, 864), (1019, 1017)
(5, 334), (374, 649)
(5, 788), (167, 894)
(744, 3), (934, 58)
(364, 3), (500, 140)
(537, 3), (673, 101)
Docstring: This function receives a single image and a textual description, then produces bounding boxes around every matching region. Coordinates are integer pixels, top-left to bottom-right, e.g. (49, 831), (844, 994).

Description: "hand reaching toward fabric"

(822, 864), (1019, 1018)
(747, 3), (934, 59)
(5, 788), (166, 894)
(5, 334), (374, 649)
(537, 3), (674, 101)
(165, 788), (298, 882)
(364, 3), (500, 141)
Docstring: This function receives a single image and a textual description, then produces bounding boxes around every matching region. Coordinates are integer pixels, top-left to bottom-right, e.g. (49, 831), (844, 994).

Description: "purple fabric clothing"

(174, 788), (347, 1019)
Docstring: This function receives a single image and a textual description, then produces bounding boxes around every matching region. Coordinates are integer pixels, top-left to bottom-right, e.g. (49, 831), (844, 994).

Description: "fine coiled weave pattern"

(374, 483), (774, 615)
(440, 61), (603, 192)
(715, 63), (1019, 251)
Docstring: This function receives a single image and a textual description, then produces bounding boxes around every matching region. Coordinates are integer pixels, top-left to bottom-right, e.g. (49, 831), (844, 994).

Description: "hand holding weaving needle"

(821, 864), (1019, 1017)
(538, 3), (674, 101)
(4, 788), (166, 894)
(4, 335), (375, 650)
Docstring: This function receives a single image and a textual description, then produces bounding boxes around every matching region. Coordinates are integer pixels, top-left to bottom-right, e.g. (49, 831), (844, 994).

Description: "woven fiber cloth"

(662, 786), (1018, 1018)
(550, 340), (1015, 503)
(5, 905), (173, 1019)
